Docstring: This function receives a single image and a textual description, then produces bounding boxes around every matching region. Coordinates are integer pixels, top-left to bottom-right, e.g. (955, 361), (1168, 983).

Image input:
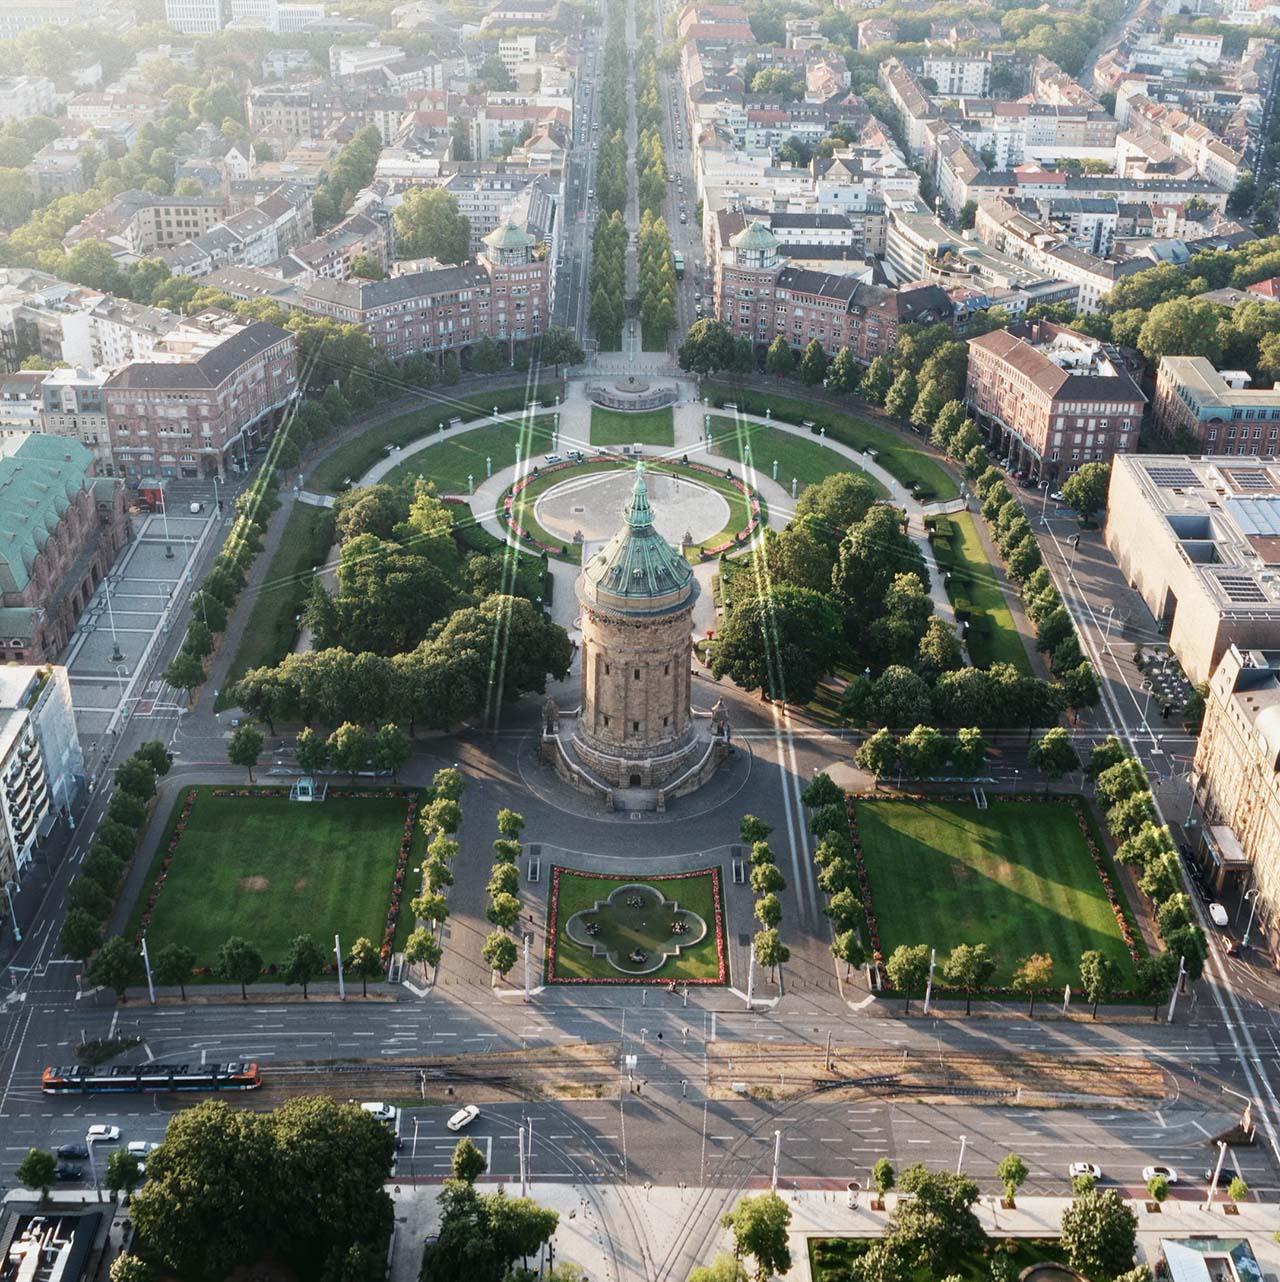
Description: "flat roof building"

(1152, 355), (1280, 454)
(1106, 454), (1280, 684)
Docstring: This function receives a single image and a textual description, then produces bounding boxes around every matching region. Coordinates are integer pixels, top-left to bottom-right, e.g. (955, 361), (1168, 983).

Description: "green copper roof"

(483, 217), (536, 251)
(730, 219), (779, 251)
(579, 465), (695, 610)
(0, 434), (92, 594)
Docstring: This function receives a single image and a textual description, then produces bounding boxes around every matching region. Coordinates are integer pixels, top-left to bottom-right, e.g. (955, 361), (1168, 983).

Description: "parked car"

(1068, 1162), (1102, 1181)
(1142, 1165), (1178, 1184)
(86, 1125), (120, 1142)
(126, 1141), (158, 1158)
(447, 1105), (480, 1132)
(1209, 902), (1230, 927)
(56, 1143), (89, 1160)
(1203, 1165), (1243, 1186)
(55, 1163), (83, 1182)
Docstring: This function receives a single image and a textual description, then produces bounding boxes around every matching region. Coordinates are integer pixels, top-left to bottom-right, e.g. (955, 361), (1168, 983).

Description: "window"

(604, 664), (610, 675)
(632, 721), (639, 733)
(633, 667), (640, 680)
(663, 663), (670, 675)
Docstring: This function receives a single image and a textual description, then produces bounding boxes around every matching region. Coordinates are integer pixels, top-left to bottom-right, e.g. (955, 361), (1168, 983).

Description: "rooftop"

(0, 434), (93, 593)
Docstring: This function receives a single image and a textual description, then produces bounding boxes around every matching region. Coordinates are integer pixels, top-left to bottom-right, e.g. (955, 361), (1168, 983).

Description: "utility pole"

(1167, 955), (1187, 1023)
(825, 1031), (833, 1073)
(523, 933), (531, 1003)
(1205, 1140), (1227, 1210)
(922, 947), (936, 1015)
(141, 936), (155, 1005)
(335, 934), (345, 1000)
(746, 948), (755, 1011)
(957, 1135), (968, 1175)
(518, 1125), (527, 1195)
(770, 1129), (781, 1190)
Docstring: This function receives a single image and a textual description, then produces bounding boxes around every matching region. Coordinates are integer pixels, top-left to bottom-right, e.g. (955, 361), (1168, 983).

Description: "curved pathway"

(348, 377), (966, 651)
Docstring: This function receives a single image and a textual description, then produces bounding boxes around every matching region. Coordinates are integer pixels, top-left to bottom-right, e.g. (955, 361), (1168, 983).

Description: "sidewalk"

(387, 1182), (1280, 1282)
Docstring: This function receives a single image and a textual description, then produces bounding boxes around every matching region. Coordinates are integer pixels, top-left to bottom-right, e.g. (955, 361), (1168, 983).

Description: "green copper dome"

(483, 217), (536, 251)
(730, 219), (779, 252)
(577, 465), (696, 615)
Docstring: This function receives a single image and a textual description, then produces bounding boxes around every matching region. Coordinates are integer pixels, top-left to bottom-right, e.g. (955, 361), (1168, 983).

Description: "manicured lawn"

(505, 459), (761, 564)
(932, 511), (1033, 675)
(857, 799), (1138, 988)
(215, 502), (335, 709)
(810, 1238), (1069, 1282)
(381, 416), (556, 494)
(547, 867), (727, 983)
(589, 406), (675, 447)
(307, 382), (562, 493)
(708, 416), (888, 500)
(702, 382), (958, 501)
(132, 788), (423, 973)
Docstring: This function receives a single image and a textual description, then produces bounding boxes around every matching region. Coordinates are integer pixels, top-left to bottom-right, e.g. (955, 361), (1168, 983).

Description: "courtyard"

(856, 798), (1139, 989)
(546, 866), (728, 983)
(131, 787), (424, 972)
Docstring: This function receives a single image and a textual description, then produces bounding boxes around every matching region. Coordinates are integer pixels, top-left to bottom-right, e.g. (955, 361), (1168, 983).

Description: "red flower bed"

(546, 866), (727, 985)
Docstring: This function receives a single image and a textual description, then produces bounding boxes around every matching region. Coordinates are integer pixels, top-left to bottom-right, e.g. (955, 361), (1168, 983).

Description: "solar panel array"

(1216, 572), (1269, 604)
(1225, 469), (1277, 491)
(1146, 465), (1199, 487)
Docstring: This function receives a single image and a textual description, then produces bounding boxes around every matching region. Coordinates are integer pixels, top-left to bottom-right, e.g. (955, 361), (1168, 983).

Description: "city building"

(1105, 455), (1280, 685)
(39, 367), (112, 475)
(164, 0), (225, 30)
(0, 372), (47, 430)
(102, 321), (298, 481)
(0, 0), (99, 38)
(965, 319), (1145, 483)
(0, 76), (55, 121)
(921, 56), (991, 97)
(0, 433), (129, 665)
(0, 665), (82, 867)
(1191, 644), (1280, 948)
(1152, 356), (1280, 452)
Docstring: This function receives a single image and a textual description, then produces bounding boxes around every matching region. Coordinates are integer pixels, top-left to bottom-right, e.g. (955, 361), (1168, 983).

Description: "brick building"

(965, 319), (1145, 484)
(1151, 356), (1280, 454)
(0, 434), (129, 664)
(713, 219), (952, 364)
(102, 321), (298, 482)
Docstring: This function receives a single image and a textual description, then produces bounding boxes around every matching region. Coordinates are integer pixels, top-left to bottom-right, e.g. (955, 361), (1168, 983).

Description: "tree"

(886, 944), (930, 1012)
(424, 797), (462, 835)
(135, 741), (172, 777)
(327, 722), (370, 780)
(218, 935), (263, 1000)
(855, 728), (898, 781)
(753, 893), (782, 929)
(1060, 1189), (1138, 1280)
(1137, 296), (1224, 364)
(372, 723), (410, 779)
(1135, 952), (1177, 1021)
(496, 808), (525, 839)
(1146, 1174), (1169, 1205)
(824, 886), (862, 930)
(87, 935), (142, 1002)
(883, 369), (917, 420)
(740, 815), (773, 845)
(1061, 463), (1111, 522)
(349, 253), (386, 280)
(109, 1256), (153, 1282)
(752, 928), (789, 981)
(950, 726), (987, 777)
(871, 1158), (895, 1202)
(677, 319), (736, 375)
(826, 347), (861, 394)
(861, 354), (895, 405)
(832, 930), (866, 975)
(798, 338), (828, 386)
(488, 892), (522, 930)
(405, 927), (442, 969)
(60, 908), (101, 961)
(898, 724), (949, 778)
(711, 583), (842, 704)
(16, 1147), (57, 1200)
(107, 1148), (143, 1198)
(152, 943), (196, 1000)
(393, 186), (471, 263)
(482, 930), (518, 978)
(227, 725), (264, 782)
(69, 874), (111, 920)
(115, 757), (157, 800)
(1227, 1176), (1249, 1204)
(690, 1255), (749, 1282)
(996, 1153), (1028, 1205)
(538, 327), (585, 375)
(918, 617), (964, 679)
(346, 936), (383, 997)
(451, 1137), (487, 1183)
(294, 726), (329, 775)
(1028, 727), (1080, 778)
(1011, 953), (1054, 1017)
(941, 942), (996, 1015)
(165, 649), (207, 701)
(911, 379), (947, 433)
(1078, 949), (1120, 1018)
(721, 1191), (792, 1282)
(283, 933), (328, 998)
(765, 335), (794, 379)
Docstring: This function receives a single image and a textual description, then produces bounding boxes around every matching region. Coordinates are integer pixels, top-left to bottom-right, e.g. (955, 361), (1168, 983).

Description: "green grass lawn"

(505, 459), (761, 564)
(215, 503), (335, 709)
(708, 416), (889, 500)
(381, 416), (557, 494)
(810, 1238), (1069, 1282)
(857, 799), (1138, 989)
(589, 406), (675, 447)
(548, 867), (727, 983)
(932, 511), (1033, 675)
(132, 788), (424, 973)
(307, 382), (562, 493)
(702, 382), (958, 502)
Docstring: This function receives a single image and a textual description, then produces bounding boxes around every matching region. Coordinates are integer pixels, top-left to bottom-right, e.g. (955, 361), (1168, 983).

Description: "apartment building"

(1151, 356), (1280, 452)
(0, 434), (129, 665)
(1120, 91), (1246, 190)
(1190, 646), (1280, 945)
(714, 219), (952, 362)
(39, 367), (111, 475)
(1106, 456), (1280, 685)
(921, 56), (990, 97)
(164, 0), (225, 31)
(295, 218), (549, 360)
(66, 93), (167, 128)
(878, 57), (936, 158)
(0, 0), (98, 37)
(102, 321), (298, 482)
(0, 77), (55, 122)
(965, 319), (1145, 484)
(63, 191), (227, 256)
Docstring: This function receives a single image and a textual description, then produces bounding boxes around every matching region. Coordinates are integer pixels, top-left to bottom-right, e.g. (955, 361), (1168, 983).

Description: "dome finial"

(626, 462), (652, 528)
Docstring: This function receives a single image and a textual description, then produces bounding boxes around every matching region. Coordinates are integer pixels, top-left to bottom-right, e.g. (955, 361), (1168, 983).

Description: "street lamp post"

(1243, 888), (1262, 948)
(105, 577), (123, 663)
(1102, 605), (1115, 655)
(2, 880), (19, 942)
(159, 486), (174, 559)
(141, 935), (155, 1005)
(1067, 534), (1081, 582)
(956, 1135), (968, 1174)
